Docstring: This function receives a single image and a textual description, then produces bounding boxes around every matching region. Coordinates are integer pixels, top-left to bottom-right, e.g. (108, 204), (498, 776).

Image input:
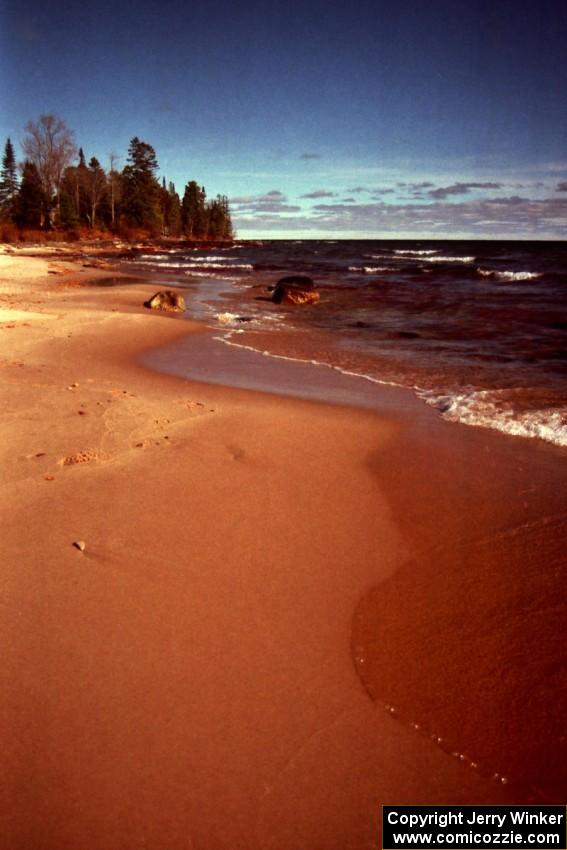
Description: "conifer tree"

(204, 194), (234, 240)
(0, 138), (19, 220)
(160, 180), (182, 236)
(121, 137), (161, 231)
(181, 181), (207, 238)
(14, 161), (44, 229)
(107, 153), (121, 230)
(58, 190), (80, 231)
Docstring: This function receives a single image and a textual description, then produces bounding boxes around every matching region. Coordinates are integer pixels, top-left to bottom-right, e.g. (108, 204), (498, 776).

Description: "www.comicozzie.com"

(382, 806), (566, 849)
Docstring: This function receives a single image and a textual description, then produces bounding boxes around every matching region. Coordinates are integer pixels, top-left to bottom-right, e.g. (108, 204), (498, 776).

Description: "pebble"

(73, 541), (86, 552)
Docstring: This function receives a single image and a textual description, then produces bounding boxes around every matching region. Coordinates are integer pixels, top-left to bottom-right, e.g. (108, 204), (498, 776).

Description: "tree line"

(0, 115), (234, 240)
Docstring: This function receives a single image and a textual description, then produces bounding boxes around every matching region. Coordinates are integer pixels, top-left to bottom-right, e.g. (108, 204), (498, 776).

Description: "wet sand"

(0, 249), (565, 849)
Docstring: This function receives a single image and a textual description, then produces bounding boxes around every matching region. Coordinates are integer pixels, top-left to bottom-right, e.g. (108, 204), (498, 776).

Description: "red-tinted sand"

(0, 250), (565, 849)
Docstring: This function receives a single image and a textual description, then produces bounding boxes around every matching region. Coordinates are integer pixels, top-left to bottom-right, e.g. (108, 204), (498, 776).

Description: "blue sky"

(1, 0), (566, 238)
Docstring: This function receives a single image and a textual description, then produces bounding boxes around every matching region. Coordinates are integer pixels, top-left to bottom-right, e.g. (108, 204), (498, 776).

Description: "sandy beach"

(1, 247), (565, 849)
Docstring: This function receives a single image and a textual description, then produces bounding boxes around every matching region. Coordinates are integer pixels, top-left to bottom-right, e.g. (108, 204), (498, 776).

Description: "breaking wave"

(393, 249), (439, 256)
(477, 269), (543, 281)
(348, 265), (390, 273)
(421, 389), (567, 448)
(420, 255), (476, 263)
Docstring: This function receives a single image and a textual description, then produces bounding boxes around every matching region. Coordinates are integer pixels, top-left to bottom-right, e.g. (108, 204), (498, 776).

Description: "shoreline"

(1, 248), (565, 848)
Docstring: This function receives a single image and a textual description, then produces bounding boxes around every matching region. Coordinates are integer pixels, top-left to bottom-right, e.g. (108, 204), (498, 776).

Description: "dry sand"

(0, 249), (565, 849)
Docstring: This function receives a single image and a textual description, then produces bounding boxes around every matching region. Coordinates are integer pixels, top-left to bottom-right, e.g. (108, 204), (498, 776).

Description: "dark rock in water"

(144, 290), (186, 312)
(277, 275), (315, 290)
(273, 286), (320, 305)
(272, 276), (319, 305)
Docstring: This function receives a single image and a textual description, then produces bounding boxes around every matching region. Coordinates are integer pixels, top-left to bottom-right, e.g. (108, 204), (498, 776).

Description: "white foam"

(366, 252), (474, 263)
(421, 389), (567, 447)
(212, 331), (406, 389)
(420, 255), (475, 263)
(215, 312), (242, 325)
(191, 255), (240, 262)
(477, 269), (543, 281)
(134, 259), (189, 268)
(183, 271), (239, 280)
(348, 265), (389, 273)
(184, 262), (253, 270)
(207, 335), (566, 447)
(135, 256), (252, 271)
(394, 249), (438, 256)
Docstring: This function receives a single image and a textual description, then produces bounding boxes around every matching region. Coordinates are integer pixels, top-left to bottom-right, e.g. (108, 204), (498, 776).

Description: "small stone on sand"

(73, 541), (86, 552)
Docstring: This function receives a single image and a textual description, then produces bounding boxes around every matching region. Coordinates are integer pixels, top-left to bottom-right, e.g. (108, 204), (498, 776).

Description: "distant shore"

(1, 245), (565, 849)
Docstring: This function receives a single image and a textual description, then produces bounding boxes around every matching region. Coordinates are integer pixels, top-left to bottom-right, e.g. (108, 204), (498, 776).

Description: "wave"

(348, 265), (390, 273)
(135, 254), (249, 269)
(421, 389), (567, 447)
(185, 271), (239, 280)
(394, 249), (438, 256)
(365, 253), (474, 264)
(207, 330), (567, 448)
(184, 262), (253, 270)
(190, 255), (241, 262)
(134, 259), (190, 268)
(215, 312), (248, 326)
(214, 312), (284, 328)
(477, 269), (543, 281)
(420, 255), (476, 263)
(137, 252), (179, 259)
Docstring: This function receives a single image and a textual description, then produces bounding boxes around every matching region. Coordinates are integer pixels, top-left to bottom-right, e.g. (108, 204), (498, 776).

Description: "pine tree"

(181, 181), (207, 239)
(58, 190), (80, 231)
(107, 153), (121, 230)
(14, 161), (44, 229)
(205, 194), (234, 240)
(218, 195), (234, 240)
(121, 137), (161, 232)
(160, 180), (182, 236)
(0, 138), (19, 221)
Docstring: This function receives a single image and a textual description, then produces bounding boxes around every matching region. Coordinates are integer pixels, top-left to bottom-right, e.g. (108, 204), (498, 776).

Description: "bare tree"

(85, 157), (106, 228)
(22, 115), (77, 224)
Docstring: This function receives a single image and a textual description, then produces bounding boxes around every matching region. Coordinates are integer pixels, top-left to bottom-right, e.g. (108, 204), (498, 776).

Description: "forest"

(0, 115), (234, 242)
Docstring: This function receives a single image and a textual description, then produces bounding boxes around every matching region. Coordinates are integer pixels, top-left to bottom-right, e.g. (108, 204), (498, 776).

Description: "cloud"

(231, 177), (567, 237)
(427, 182), (503, 199)
(234, 194), (567, 237)
(300, 189), (336, 199)
(230, 190), (300, 214)
(300, 153), (321, 160)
